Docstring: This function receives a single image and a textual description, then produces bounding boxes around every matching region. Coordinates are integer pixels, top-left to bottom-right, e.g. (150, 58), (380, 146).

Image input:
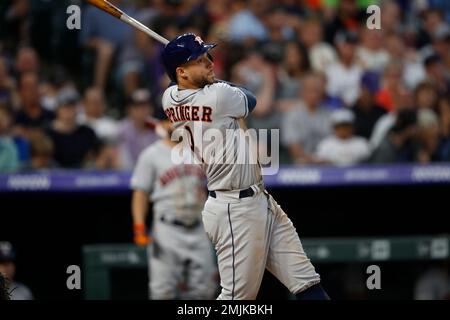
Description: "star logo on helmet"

(194, 36), (204, 45)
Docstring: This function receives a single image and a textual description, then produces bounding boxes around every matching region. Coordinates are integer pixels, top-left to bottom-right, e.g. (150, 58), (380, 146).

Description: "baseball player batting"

(130, 119), (218, 300)
(160, 33), (330, 300)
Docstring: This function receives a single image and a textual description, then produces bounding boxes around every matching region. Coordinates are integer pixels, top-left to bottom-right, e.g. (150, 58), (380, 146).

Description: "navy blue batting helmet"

(161, 33), (216, 82)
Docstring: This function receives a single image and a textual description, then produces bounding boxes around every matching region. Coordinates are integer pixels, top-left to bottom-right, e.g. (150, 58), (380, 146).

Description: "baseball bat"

(85, 0), (169, 45)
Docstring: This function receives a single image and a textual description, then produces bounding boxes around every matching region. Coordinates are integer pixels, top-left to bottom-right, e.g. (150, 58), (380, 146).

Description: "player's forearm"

(252, 71), (274, 117)
(131, 189), (149, 224)
(131, 189), (151, 246)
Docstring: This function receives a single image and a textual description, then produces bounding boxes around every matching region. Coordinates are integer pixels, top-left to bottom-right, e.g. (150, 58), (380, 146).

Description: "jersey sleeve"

(215, 82), (255, 119)
(130, 149), (156, 193)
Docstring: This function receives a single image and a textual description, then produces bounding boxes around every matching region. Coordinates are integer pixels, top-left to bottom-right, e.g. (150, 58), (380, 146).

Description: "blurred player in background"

(0, 272), (10, 300)
(130, 119), (217, 300)
(0, 242), (33, 300)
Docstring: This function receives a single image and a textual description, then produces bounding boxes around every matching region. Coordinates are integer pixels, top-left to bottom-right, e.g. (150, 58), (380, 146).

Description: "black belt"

(208, 187), (255, 199)
(160, 216), (200, 229)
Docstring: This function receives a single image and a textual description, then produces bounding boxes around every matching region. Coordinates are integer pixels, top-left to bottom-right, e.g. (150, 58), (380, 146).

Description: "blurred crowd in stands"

(1, 0), (450, 172)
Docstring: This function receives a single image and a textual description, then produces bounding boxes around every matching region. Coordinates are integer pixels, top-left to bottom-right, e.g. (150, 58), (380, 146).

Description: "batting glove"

(133, 223), (151, 246)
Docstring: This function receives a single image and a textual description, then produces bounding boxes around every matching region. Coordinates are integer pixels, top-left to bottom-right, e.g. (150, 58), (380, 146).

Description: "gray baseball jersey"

(162, 81), (321, 300)
(162, 82), (262, 191)
(130, 140), (206, 226)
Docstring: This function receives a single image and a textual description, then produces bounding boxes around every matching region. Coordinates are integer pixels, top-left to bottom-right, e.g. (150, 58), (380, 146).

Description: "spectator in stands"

(115, 3), (165, 100)
(40, 67), (78, 112)
(438, 96), (450, 138)
(259, 5), (299, 63)
(376, 62), (411, 113)
(356, 27), (390, 72)
(433, 25), (450, 71)
(369, 62), (413, 151)
(80, 0), (135, 91)
(436, 96), (450, 161)
(0, 56), (16, 108)
(385, 33), (426, 91)
(266, 5), (291, 43)
(352, 71), (386, 140)
(0, 0), (29, 53)
(416, 8), (446, 49)
(281, 73), (331, 164)
(414, 81), (439, 112)
(0, 242), (33, 300)
(325, 30), (363, 107)
(316, 108), (370, 166)
(117, 89), (158, 169)
(14, 47), (40, 77)
(299, 17), (337, 74)
(46, 88), (99, 168)
(370, 109), (419, 163)
(28, 131), (54, 170)
(324, 0), (366, 44)
(430, 0), (450, 24)
(228, 0), (269, 44)
(275, 41), (310, 101)
(117, 30), (154, 99)
(1, 59), (29, 166)
(14, 72), (54, 136)
(78, 87), (120, 170)
(420, 23), (450, 71)
(416, 108), (441, 163)
(380, 0), (402, 36)
(422, 53), (450, 96)
(79, 87), (119, 144)
(0, 106), (19, 172)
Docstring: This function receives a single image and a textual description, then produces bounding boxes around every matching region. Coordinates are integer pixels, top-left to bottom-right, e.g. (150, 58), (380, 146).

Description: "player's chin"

(207, 70), (215, 80)
(205, 74), (215, 85)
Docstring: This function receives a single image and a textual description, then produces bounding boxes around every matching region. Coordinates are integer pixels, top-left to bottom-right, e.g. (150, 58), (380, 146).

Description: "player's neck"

(177, 79), (199, 90)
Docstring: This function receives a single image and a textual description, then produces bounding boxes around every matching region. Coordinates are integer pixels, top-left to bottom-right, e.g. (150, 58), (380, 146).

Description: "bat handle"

(120, 15), (169, 45)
